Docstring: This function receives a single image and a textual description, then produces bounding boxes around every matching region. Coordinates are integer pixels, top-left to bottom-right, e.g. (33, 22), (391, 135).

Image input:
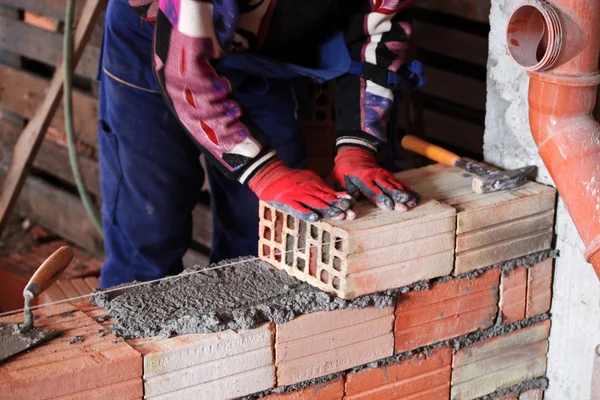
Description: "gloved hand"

(332, 147), (419, 211)
(249, 160), (355, 222)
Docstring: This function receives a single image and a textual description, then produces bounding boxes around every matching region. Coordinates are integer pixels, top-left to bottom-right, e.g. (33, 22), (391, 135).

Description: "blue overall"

(97, 0), (423, 288)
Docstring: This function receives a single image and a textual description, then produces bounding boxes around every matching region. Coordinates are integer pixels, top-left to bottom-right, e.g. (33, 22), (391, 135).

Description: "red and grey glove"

(332, 148), (419, 211)
(249, 160), (355, 222)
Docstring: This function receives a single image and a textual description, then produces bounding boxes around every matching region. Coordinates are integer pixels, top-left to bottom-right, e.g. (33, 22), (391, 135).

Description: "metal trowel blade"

(0, 322), (58, 364)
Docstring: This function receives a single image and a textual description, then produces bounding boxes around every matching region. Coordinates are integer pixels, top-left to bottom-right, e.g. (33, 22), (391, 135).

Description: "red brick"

(520, 389), (544, 400)
(263, 378), (344, 400)
(451, 321), (550, 400)
(394, 269), (500, 353)
(344, 346), (452, 400)
(526, 259), (553, 318)
(500, 267), (527, 324)
(0, 302), (142, 399)
(51, 379), (142, 400)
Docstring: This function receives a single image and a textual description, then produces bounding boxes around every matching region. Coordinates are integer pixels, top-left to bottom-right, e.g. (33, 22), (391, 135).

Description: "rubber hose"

(63, 0), (104, 238)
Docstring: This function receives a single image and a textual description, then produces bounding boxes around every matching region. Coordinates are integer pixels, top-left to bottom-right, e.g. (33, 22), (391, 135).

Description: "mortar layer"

(91, 257), (399, 338)
(92, 251), (557, 339)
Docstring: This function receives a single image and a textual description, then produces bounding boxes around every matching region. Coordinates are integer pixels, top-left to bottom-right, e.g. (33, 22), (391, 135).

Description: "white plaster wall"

(485, 1), (600, 399)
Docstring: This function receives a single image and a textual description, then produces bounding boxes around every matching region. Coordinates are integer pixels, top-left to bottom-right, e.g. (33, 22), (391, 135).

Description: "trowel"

(0, 246), (73, 364)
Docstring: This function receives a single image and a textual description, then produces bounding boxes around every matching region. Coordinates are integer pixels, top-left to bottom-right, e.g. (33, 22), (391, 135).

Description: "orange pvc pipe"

(507, 0), (600, 279)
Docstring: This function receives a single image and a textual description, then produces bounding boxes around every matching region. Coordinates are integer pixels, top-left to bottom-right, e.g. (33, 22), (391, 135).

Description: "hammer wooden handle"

(24, 246), (73, 298)
(401, 135), (461, 167)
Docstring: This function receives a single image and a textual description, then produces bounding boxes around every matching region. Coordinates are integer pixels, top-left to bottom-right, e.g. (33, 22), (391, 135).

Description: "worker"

(97, 0), (423, 288)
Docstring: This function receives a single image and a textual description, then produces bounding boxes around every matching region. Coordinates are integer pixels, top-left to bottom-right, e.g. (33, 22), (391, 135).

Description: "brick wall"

(0, 163), (557, 399)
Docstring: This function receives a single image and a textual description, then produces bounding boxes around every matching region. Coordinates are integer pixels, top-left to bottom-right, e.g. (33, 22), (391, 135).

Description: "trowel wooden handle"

(24, 246), (73, 298)
(401, 135), (461, 166)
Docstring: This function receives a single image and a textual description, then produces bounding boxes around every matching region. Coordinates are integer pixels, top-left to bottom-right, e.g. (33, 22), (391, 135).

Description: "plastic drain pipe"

(506, 0), (600, 279)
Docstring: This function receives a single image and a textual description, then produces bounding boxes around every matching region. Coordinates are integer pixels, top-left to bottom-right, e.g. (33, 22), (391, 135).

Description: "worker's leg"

(206, 77), (307, 261)
(98, 0), (204, 288)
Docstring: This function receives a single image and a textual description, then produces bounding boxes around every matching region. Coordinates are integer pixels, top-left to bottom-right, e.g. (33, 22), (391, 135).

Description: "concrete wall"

(485, 1), (600, 399)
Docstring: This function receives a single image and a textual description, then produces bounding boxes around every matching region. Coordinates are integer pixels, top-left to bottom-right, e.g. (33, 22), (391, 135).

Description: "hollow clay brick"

(520, 389), (544, 400)
(275, 307), (394, 386)
(395, 268), (500, 353)
(402, 164), (556, 274)
(344, 346), (452, 400)
(263, 378), (344, 400)
(499, 267), (527, 324)
(0, 303), (142, 400)
(259, 194), (456, 299)
(52, 379), (142, 400)
(129, 323), (275, 398)
(526, 259), (553, 318)
(451, 321), (551, 400)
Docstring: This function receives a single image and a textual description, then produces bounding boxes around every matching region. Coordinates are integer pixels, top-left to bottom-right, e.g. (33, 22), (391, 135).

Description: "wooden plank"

(413, 20), (488, 66)
(0, 169), (104, 253)
(0, 0), (85, 20)
(0, 0), (104, 237)
(0, 15), (100, 79)
(0, 63), (98, 148)
(192, 203), (213, 249)
(416, 0), (491, 23)
(1, 122), (101, 196)
(0, 5), (20, 68)
(421, 109), (484, 156)
(421, 66), (486, 112)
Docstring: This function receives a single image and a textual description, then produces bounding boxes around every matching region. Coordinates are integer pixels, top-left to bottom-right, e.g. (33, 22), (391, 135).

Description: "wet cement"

(0, 323), (58, 363)
(92, 250), (557, 339)
(91, 257), (400, 339)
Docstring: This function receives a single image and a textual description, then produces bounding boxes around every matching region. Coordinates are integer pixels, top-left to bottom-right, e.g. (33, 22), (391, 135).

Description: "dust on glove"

(249, 160), (355, 222)
(332, 148), (419, 211)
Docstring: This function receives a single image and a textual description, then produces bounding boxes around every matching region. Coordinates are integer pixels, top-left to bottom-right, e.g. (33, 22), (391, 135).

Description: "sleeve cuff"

(335, 136), (378, 155)
(237, 149), (278, 185)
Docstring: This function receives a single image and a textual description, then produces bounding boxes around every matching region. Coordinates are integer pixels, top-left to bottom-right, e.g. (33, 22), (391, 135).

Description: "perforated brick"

(128, 323), (275, 399)
(345, 346), (452, 400)
(0, 303), (142, 399)
(402, 165), (556, 274)
(275, 307), (394, 386)
(259, 196), (456, 299)
(451, 321), (550, 400)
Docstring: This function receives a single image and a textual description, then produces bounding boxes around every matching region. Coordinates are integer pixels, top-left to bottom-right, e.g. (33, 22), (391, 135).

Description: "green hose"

(63, 0), (104, 238)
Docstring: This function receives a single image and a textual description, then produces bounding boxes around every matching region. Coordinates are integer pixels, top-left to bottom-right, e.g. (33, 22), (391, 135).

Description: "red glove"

(249, 160), (354, 222)
(332, 148), (419, 211)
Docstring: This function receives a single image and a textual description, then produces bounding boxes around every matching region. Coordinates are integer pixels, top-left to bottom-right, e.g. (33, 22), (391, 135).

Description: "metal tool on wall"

(401, 135), (537, 193)
(0, 246), (73, 364)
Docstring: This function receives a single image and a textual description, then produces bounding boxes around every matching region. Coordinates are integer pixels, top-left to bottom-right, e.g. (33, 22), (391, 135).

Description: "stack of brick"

(0, 163), (557, 399)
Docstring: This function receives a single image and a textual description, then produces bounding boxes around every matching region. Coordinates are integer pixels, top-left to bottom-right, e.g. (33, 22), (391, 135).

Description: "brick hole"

(310, 225), (319, 240)
(285, 235), (294, 266)
(332, 276), (340, 289)
(262, 244), (270, 257)
(275, 212), (284, 243)
(320, 269), (330, 284)
(321, 231), (331, 264)
(298, 221), (307, 253)
(308, 245), (318, 277)
(286, 215), (295, 229)
(274, 248), (282, 262)
(316, 94), (328, 106)
(297, 257), (306, 272)
(333, 257), (342, 271)
(263, 226), (272, 241)
(264, 207), (272, 221)
(315, 110), (327, 121)
(334, 237), (343, 251)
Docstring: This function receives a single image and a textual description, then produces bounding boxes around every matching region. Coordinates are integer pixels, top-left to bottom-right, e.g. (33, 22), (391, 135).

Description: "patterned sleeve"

(334, 0), (413, 154)
(132, 0), (277, 184)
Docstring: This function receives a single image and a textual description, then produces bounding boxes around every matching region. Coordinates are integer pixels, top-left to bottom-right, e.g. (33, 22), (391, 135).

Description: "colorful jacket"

(128, 0), (413, 183)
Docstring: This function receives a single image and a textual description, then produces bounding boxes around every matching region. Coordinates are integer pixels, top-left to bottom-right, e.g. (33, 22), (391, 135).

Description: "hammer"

(401, 135), (537, 193)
